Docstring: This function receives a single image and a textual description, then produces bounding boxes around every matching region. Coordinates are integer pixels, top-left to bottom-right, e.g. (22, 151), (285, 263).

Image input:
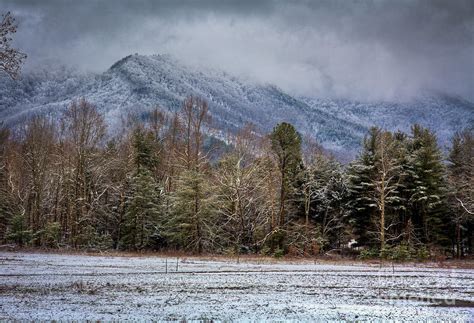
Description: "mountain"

(1, 54), (473, 159)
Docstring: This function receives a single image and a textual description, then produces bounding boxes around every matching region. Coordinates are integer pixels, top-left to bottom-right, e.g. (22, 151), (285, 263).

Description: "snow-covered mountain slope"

(300, 95), (474, 150)
(1, 54), (472, 158)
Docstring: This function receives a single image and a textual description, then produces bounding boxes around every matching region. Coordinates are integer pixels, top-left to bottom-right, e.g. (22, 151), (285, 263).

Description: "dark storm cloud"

(1, 0), (473, 101)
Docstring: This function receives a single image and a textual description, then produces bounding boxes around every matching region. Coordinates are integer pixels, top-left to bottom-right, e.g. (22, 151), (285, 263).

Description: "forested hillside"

(1, 96), (472, 259)
(1, 54), (473, 159)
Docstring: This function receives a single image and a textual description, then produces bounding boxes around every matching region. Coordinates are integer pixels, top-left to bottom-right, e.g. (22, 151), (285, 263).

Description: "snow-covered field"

(0, 252), (472, 321)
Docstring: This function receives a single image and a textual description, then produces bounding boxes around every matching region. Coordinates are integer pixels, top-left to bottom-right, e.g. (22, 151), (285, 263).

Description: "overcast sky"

(2, 0), (473, 101)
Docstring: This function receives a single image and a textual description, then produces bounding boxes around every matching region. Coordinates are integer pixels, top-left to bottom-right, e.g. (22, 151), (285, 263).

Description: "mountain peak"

(1, 53), (473, 160)
(109, 54), (176, 71)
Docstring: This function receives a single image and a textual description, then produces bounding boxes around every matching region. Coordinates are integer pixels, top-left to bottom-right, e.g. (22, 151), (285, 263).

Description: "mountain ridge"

(1, 54), (472, 158)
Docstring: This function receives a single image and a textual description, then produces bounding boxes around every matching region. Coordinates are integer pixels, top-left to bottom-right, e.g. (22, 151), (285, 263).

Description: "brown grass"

(2, 246), (474, 269)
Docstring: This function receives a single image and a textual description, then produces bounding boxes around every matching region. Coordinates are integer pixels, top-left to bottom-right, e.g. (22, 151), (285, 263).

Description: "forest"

(0, 96), (472, 260)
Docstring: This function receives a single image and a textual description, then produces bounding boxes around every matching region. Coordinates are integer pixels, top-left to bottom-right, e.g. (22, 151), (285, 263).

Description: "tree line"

(0, 97), (472, 259)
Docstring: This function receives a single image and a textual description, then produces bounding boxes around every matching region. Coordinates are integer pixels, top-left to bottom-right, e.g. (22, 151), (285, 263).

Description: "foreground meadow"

(0, 252), (472, 320)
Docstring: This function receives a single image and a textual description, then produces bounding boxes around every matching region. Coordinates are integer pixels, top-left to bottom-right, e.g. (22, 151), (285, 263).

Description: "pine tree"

(390, 131), (411, 245)
(270, 122), (303, 229)
(6, 213), (31, 246)
(308, 154), (349, 252)
(120, 126), (162, 250)
(268, 122), (303, 253)
(167, 168), (215, 253)
(347, 128), (406, 250)
(164, 96), (214, 253)
(131, 126), (159, 173)
(346, 127), (379, 247)
(406, 124), (449, 246)
(121, 168), (161, 250)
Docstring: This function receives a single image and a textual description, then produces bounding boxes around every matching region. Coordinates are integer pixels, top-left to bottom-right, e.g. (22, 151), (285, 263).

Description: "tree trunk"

(456, 221), (461, 259)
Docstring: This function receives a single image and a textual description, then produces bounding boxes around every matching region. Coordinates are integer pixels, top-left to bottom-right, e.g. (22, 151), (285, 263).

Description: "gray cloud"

(2, 0), (473, 101)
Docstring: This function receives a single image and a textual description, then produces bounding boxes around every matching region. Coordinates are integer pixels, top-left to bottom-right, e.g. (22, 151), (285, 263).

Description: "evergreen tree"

(120, 127), (162, 250)
(347, 128), (406, 250)
(6, 213), (31, 246)
(163, 96), (215, 254)
(167, 169), (215, 253)
(346, 127), (379, 247)
(390, 131), (412, 246)
(406, 124), (449, 246)
(309, 154), (349, 252)
(121, 168), (161, 250)
(131, 126), (159, 173)
(270, 122), (303, 228)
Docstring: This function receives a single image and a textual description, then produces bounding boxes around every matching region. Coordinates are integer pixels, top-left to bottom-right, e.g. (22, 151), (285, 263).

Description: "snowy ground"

(0, 252), (473, 321)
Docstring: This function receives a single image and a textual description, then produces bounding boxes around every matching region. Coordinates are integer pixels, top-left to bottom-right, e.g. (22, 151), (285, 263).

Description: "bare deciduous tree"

(370, 131), (403, 250)
(448, 129), (474, 257)
(0, 12), (26, 79)
(21, 116), (55, 236)
(61, 98), (106, 246)
(215, 126), (270, 253)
